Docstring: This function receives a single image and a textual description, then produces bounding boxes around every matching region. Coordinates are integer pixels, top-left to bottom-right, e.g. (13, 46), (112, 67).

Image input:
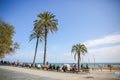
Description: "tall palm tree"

(30, 29), (44, 67)
(34, 12), (58, 65)
(71, 43), (87, 71)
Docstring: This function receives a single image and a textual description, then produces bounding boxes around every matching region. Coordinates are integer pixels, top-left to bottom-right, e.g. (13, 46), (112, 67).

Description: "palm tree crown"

(71, 43), (87, 71)
(30, 30), (44, 42)
(34, 12), (58, 33)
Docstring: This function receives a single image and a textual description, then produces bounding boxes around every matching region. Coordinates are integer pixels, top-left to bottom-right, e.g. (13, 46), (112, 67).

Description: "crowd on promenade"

(0, 60), (90, 73)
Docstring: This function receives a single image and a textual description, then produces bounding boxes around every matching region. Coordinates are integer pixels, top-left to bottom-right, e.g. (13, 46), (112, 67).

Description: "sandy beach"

(0, 65), (120, 80)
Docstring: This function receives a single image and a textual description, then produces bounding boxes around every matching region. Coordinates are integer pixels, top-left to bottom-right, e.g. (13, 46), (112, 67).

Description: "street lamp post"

(93, 55), (95, 67)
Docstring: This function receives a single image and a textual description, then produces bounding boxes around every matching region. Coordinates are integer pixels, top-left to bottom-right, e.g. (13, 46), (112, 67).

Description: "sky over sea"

(0, 0), (120, 63)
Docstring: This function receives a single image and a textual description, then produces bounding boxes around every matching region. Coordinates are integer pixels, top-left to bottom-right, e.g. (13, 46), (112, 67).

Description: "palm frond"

(29, 32), (37, 41)
(36, 11), (58, 34)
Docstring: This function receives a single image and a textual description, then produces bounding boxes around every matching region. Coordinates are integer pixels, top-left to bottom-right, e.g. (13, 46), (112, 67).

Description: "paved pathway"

(0, 68), (61, 80)
(0, 65), (119, 80)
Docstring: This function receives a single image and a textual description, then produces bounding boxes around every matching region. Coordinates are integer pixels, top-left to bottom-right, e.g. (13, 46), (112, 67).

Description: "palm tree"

(34, 12), (58, 65)
(71, 43), (87, 71)
(30, 29), (44, 67)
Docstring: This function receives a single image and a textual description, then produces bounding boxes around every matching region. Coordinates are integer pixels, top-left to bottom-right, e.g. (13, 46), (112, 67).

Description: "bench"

(82, 69), (90, 72)
(42, 65), (49, 70)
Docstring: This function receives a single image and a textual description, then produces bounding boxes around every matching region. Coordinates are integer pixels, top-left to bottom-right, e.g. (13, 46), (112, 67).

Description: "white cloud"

(84, 34), (120, 47)
(62, 34), (120, 63)
(62, 43), (120, 63)
(86, 45), (120, 63)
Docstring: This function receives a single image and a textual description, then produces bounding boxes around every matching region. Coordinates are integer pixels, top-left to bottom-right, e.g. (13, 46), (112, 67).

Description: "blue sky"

(0, 0), (120, 63)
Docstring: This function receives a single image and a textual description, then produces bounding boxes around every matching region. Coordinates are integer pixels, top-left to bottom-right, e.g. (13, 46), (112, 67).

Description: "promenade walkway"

(0, 65), (119, 80)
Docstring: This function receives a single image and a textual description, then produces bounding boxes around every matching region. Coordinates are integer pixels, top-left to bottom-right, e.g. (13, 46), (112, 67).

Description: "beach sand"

(0, 65), (119, 80)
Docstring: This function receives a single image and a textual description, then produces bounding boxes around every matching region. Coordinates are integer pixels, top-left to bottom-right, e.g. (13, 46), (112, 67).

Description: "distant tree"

(71, 43), (87, 71)
(29, 27), (44, 67)
(34, 12), (58, 65)
(0, 19), (19, 58)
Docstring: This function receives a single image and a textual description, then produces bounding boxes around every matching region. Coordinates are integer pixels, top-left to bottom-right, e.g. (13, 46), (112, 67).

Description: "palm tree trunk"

(78, 53), (80, 71)
(43, 27), (47, 65)
(32, 37), (39, 67)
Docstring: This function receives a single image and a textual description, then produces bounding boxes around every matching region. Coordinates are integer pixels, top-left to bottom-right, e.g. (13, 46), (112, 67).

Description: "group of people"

(0, 60), (31, 68)
(0, 60), (20, 66)
(81, 64), (89, 69)
(0, 60), (89, 72)
(46, 63), (89, 72)
(46, 64), (67, 72)
(81, 63), (89, 72)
